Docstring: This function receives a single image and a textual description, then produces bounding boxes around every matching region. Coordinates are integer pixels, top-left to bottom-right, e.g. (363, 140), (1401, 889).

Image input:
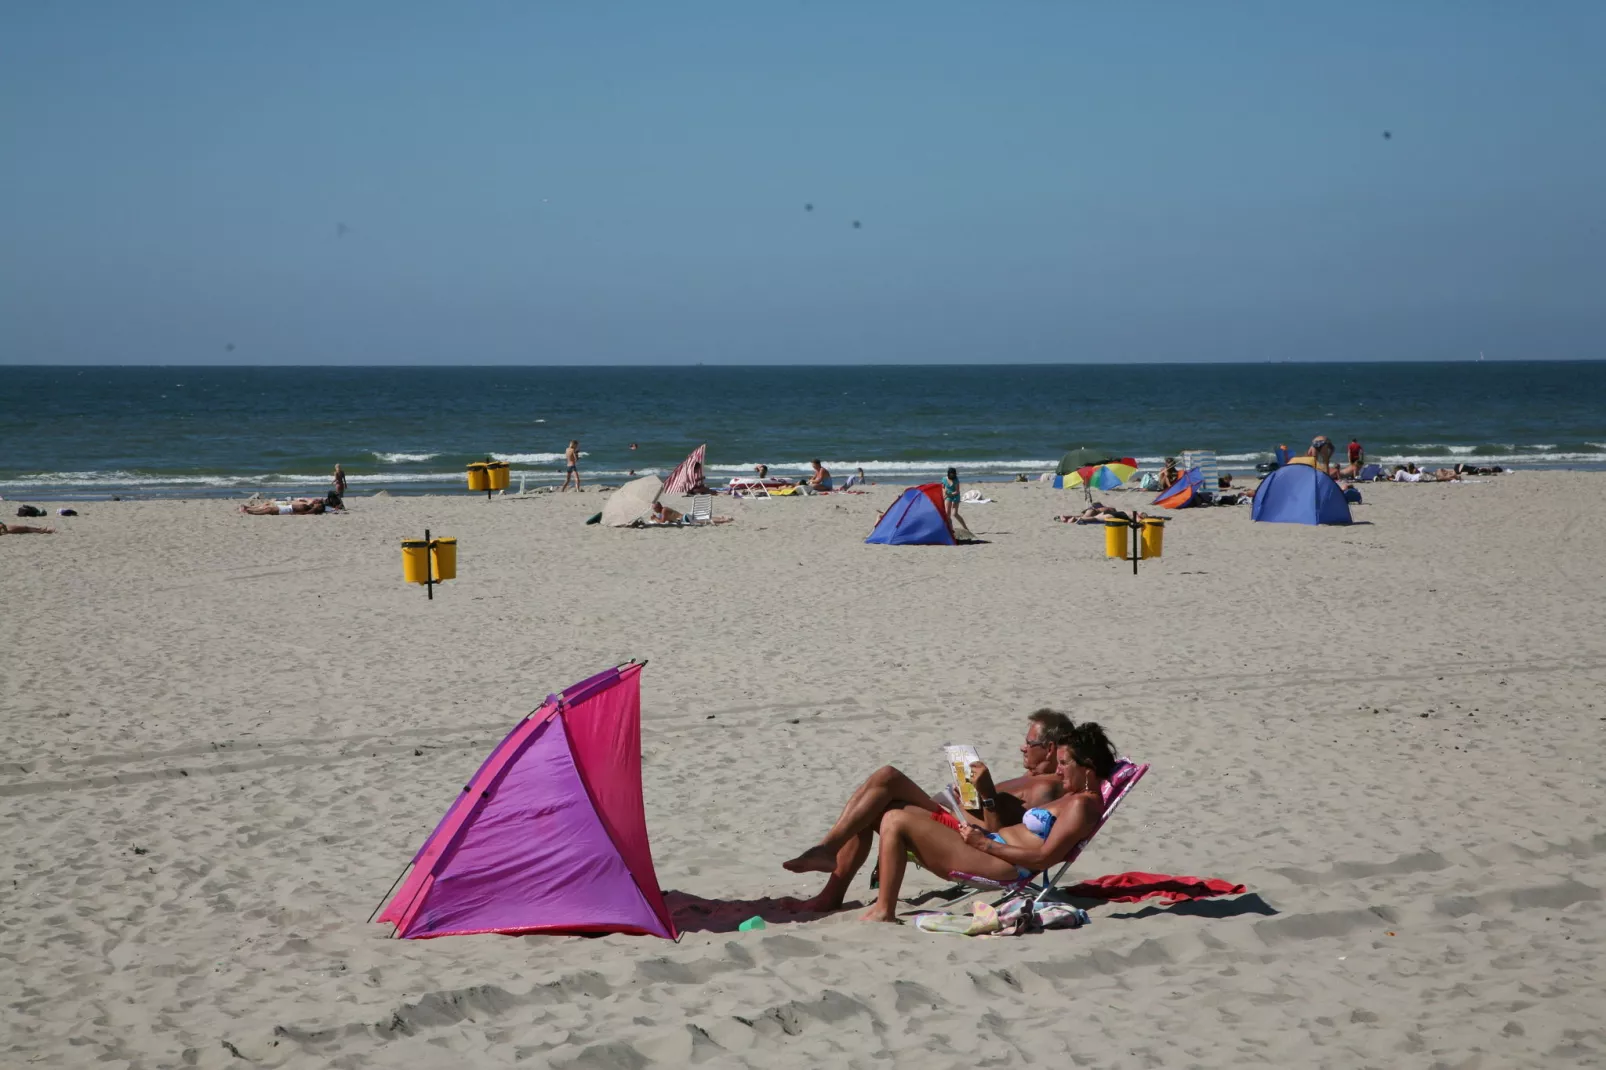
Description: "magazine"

(942, 744), (983, 813)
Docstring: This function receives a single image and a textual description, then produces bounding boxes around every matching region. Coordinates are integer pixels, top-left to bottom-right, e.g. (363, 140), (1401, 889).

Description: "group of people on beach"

(779, 709), (1118, 922)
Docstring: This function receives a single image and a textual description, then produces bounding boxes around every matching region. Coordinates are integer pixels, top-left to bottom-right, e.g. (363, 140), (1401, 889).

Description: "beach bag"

(16, 505), (45, 518)
(914, 897), (1091, 937)
(1138, 473), (1160, 491)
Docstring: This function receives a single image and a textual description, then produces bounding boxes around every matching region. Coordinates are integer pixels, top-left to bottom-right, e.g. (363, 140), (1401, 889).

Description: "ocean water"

(2, 363), (1602, 499)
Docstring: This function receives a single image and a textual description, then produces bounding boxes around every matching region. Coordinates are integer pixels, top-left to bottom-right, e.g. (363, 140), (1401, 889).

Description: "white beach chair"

(1182, 451), (1218, 495)
(688, 495), (714, 524)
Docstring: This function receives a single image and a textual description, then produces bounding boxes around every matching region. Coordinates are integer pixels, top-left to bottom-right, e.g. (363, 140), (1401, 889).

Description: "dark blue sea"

(2, 363), (1603, 499)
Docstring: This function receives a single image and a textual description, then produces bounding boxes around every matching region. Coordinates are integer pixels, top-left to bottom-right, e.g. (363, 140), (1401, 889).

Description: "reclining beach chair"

(728, 478), (771, 500)
(688, 495), (714, 524)
(930, 758), (1149, 927)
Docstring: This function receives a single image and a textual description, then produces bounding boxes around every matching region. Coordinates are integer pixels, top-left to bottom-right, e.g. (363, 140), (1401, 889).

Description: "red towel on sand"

(1063, 872), (1246, 902)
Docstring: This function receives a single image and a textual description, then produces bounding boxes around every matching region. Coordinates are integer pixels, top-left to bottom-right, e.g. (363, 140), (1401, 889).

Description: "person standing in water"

(561, 440), (582, 491)
(944, 467), (964, 528)
(331, 463), (348, 498)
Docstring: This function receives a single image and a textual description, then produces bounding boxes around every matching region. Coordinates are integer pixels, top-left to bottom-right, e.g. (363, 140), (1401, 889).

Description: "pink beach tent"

(375, 662), (677, 939)
(661, 444), (707, 496)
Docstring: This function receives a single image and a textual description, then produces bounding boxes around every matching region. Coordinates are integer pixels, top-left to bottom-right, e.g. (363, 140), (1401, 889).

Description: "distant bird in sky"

(1382, 131), (1392, 140)
(852, 220), (862, 229)
(335, 222), (350, 237)
(224, 343), (235, 352)
(804, 203), (814, 212)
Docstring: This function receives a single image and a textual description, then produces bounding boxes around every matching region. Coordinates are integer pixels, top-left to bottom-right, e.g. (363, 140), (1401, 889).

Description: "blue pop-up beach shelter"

(1152, 467), (1205, 509)
(865, 484), (956, 545)
(1250, 464), (1352, 525)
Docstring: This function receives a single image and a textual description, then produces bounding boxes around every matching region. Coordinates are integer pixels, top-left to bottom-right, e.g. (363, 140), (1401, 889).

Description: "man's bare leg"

(782, 766), (941, 874)
(787, 830), (873, 912)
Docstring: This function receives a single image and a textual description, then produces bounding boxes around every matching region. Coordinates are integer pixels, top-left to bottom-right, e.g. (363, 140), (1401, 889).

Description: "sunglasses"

(1023, 737), (1049, 749)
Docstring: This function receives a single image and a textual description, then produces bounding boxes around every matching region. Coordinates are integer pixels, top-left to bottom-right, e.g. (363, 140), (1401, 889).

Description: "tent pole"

(1131, 515), (1139, 575)
(425, 528), (433, 600)
(366, 863), (412, 925)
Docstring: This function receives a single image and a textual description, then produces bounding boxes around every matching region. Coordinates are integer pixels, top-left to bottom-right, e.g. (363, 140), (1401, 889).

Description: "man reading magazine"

(781, 709), (1075, 912)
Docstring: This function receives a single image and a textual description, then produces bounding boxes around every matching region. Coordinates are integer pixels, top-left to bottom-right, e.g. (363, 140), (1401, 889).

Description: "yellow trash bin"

(466, 463), (490, 492)
(486, 461), (510, 491)
(1103, 519), (1131, 559)
(1140, 518), (1166, 559)
(430, 537), (457, 581)
(401, 539), (431, 584)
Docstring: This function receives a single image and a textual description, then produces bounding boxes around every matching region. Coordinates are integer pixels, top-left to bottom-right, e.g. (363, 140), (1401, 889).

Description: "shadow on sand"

(664, 890), (864, 934)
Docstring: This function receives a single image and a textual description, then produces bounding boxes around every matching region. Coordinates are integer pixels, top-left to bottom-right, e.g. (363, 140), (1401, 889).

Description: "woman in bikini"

(859, 722), (1119, 923)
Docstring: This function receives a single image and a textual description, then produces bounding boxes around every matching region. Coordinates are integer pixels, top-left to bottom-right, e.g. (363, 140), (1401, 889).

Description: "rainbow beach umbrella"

(1065, 460), (1138, 491)
(1053, 456), (1138, 497)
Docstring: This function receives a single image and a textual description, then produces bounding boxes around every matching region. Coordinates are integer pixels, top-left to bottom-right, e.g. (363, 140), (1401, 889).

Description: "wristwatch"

(979, 797), (996, 810)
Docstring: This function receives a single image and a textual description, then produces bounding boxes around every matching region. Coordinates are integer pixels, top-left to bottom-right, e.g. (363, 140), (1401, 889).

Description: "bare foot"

(858, 905), (899, 923)
(779, 890), (851, 914)
(781, 845), (838, 874)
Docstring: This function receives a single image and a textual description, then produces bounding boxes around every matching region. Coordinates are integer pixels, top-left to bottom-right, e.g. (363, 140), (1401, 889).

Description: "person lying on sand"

(240, 493), (342, 515)
(0, 522), (55, 535)
(859, 722), (1119, 923)
(1055, 503), (1129, 524)
(781, 710), (1075, 912)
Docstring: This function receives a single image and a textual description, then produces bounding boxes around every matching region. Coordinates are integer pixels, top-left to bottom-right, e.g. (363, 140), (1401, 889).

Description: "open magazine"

(940, 744), (984, 819)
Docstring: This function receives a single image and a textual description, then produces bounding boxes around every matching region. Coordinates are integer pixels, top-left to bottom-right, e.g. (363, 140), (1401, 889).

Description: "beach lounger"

(923, 758), (1149, 927)
(688, 495), (714, 524)
(728, 478), (772, 500)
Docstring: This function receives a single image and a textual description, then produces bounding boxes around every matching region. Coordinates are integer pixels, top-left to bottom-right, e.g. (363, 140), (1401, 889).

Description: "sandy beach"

(3, 472), (1603, 1069)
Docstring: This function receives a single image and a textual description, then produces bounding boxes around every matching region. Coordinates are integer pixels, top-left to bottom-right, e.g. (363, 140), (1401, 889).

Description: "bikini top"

(1022, 807), (1056, 838)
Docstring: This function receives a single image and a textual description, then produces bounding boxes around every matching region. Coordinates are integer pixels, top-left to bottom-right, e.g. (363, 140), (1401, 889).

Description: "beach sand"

(3, 473), (1603, 1068)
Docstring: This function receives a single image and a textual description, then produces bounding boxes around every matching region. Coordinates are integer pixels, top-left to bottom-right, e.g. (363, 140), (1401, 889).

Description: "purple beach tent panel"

(376, 662), (676, 939)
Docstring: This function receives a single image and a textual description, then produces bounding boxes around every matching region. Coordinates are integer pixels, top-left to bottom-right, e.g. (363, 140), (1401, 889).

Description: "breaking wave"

(489, 452), (584, 464)
(371, 452), (439, 463)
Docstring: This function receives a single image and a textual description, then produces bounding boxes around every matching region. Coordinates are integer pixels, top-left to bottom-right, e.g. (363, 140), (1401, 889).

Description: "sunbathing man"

(241, 495), (332, 515)
(0, 522), (55, 535)
(860, 722), (1119, 922)
(649, 502), (684, 524)
(781, 709), (1075, 912)
(1056, 503), (1129, 524)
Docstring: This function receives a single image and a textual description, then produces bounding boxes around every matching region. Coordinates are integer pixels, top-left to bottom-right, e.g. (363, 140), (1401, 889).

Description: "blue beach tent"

(865, 484), (956, 546)
(1152, 467), (1205, 509)
(1251, 464), (1353, 525)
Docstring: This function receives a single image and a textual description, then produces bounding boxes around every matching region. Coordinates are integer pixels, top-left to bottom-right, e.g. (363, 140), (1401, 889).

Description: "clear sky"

(2, 2), (1602, 365)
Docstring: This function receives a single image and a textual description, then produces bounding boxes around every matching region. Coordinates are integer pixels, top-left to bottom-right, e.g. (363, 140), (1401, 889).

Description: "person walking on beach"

(561, 440), (582, 491)
(331, 463), (348, 498)
(1347, 438), (1365, 468)
(943, 467), (964, 527)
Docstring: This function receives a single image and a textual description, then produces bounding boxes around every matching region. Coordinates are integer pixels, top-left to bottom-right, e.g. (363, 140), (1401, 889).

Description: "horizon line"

(3, 357), (1603, 369)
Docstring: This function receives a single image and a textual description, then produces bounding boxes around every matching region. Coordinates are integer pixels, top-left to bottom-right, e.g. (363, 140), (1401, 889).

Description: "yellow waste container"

(402, 539), (431, 584)
(430, 536), (457, 581)
(486, 461), (510, 491)
(1140, 518), (1166, 559)
(1104, 519), (1131, 559)
(466, 463), (490, 492)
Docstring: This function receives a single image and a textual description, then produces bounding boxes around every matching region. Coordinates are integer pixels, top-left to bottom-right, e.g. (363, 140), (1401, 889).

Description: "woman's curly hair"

(1063, 722), (1118, 781)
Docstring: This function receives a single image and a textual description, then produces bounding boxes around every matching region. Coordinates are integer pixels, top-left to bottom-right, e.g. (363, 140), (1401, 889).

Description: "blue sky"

(2, 2), (1602, 365)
